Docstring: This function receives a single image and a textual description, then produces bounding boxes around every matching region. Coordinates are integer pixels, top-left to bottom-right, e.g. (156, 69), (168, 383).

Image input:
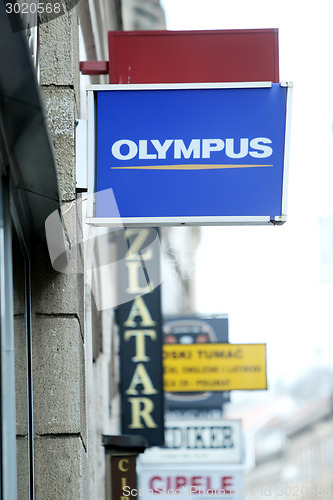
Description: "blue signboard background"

(95, 84), (287, 220)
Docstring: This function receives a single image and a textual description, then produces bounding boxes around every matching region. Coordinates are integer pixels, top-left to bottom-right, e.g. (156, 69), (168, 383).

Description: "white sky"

(161, 0), (333, 388)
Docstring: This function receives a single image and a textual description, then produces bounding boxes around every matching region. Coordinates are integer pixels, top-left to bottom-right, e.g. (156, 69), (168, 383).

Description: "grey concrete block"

(34, 435), (87, 500)
(61, 192), (85, 276)
(53, 134), (76, 202)
(17, 436), (29, 499)
(39, 5), (79, 89)
(79, 335), (88, 448)
(14, 316), (29, 436)
(32, 317), (86, 440)
(31, 243), (84, 328)
(42, 86), (76, 202)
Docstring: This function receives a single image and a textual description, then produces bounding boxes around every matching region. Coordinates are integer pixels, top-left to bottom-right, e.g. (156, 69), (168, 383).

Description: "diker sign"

(87, 81), (292, 226)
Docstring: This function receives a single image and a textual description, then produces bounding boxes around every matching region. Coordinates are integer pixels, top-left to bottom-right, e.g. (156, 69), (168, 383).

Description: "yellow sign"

(163, 343), (267, 391)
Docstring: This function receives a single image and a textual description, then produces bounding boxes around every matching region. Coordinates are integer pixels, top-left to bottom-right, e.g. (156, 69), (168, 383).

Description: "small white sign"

(136, 465), (244, 500)
(139, 419), (243, 464)
(166, 418), (242, 449)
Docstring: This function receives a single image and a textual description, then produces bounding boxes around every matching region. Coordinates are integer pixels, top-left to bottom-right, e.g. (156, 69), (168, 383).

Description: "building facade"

(0, 0), (171, 498)
(1, 1), (89, 497)
(244, 393), (333, 499)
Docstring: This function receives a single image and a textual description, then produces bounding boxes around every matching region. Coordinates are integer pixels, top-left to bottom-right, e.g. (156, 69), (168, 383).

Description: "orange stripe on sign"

(111, 164), (273, 170)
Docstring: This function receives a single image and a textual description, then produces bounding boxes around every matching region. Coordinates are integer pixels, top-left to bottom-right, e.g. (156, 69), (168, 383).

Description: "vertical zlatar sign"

(116, 228), (164, 446)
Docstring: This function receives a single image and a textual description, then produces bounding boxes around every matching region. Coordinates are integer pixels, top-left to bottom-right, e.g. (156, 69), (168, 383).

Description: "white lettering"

(112, 139), (138, 160)
(202, 139), (224, 158)
(225, 138), (248, 158)
(249, 137), (273, 158)
(174, 139), (200, 159)
(125, 363), (158, 395)
(110, 137), (273, 161)
(139, 140), (157, 160)
(151, 139), (174, 159)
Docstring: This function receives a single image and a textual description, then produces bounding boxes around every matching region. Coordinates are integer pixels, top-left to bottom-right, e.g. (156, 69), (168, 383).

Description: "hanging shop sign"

(107, 29), (280, 84)
(165, 418), (242, 452)
(136, 464), (244, 500)
(87, 82), (291, 226)
(163, 343), (267, 391)
(163, 315), (230, 410)
(145, 418), (243, 464)
(116, 228), (164, 446)
(136, 418), (242, 464)
(108, 455), (137, 500)
(103, 434), (147, 500)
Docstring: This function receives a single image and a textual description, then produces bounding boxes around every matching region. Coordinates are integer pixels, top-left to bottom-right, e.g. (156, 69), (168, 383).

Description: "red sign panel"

(108, 29), (279, 84)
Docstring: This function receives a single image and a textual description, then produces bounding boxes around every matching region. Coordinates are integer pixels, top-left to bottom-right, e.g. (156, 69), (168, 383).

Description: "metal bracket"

(280, 82), (293, 88)
(76, 119), (88, 191)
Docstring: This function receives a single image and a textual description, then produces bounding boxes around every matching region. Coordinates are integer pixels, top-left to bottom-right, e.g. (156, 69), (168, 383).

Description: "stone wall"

(33, 3), (88, 498)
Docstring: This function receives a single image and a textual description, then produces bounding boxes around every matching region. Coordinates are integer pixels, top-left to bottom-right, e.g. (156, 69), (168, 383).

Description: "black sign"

(116, 228), (164, 446)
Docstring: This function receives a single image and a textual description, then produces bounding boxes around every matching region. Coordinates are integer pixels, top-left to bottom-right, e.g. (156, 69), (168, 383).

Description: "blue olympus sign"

(88, 82), (291, 225)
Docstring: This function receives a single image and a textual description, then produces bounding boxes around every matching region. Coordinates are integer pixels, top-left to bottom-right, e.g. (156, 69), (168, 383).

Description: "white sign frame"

(86, 82), (292, 227)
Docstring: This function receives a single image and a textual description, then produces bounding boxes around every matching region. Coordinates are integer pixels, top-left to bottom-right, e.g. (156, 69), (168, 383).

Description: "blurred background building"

(242, 389), (333, 498)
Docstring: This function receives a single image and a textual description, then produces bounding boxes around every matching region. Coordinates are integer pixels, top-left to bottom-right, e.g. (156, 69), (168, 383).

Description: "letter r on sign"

(128, 397), (157, 428)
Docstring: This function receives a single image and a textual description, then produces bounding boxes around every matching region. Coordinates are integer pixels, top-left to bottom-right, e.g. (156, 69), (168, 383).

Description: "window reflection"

(13, 227), (33, 497)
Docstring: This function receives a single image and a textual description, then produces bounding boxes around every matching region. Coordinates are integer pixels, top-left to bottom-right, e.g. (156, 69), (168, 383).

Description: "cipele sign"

(87, 82), (292, 226)
(136, 466), (244, 499)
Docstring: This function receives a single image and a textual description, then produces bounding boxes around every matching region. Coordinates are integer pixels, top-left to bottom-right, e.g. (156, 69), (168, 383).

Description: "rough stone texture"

(31, 242), (84, 335)
(32, 316), (86, 442)
(39, 2), (80, 110)
(16, 436), (29, 499)
(42, 86), (76, 202)
(39, 2), (80, 202)
(79, 334), (88, 449)
(33, 1), (88, 498)
(34, 436), (88, 500)
(61, 190), (85, 276)
(40, 9), (76, 85)
(14, 317), (29, 435)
